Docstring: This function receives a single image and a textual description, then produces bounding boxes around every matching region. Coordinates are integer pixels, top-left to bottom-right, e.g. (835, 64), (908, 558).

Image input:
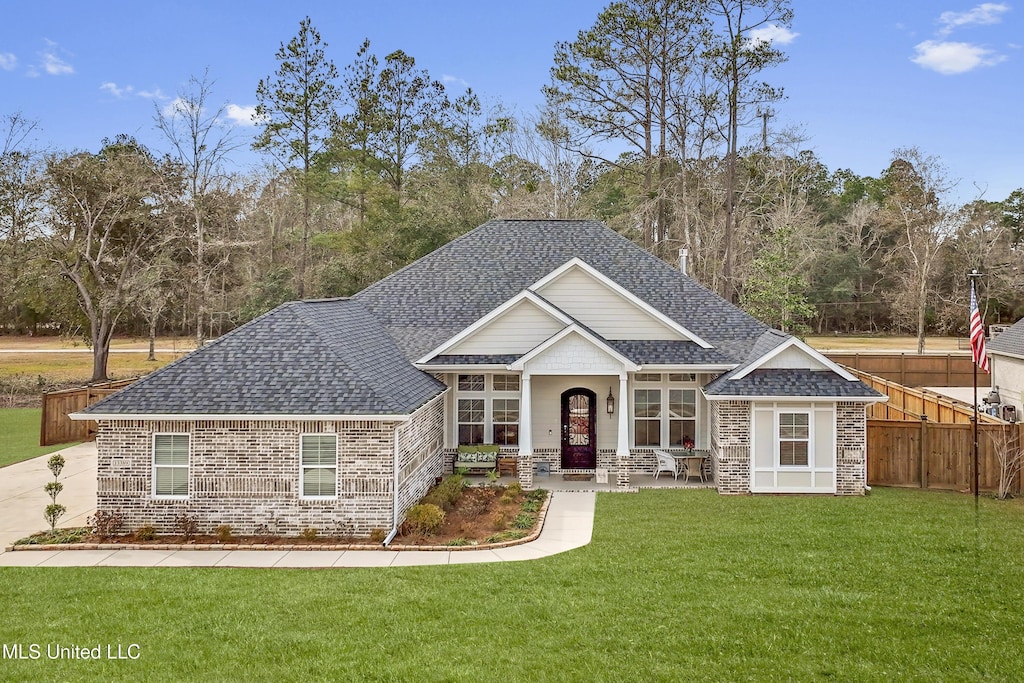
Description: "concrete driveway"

(0, 442), (98, 548)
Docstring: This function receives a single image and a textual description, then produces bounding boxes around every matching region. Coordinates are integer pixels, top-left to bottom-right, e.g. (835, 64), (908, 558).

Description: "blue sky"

(1, 1), (1020, 203)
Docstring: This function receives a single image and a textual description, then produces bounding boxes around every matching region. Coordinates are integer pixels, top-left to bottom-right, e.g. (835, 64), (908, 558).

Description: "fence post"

(919, 414), (928, 489)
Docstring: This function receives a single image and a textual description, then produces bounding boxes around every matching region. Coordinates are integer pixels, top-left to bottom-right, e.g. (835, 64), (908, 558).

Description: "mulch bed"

(7, 485), (550, 552)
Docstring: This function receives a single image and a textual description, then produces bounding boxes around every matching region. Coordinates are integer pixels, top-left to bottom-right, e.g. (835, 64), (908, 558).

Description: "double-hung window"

(457, 399), (485, 445)
(153, 434), (189, 498)
(301, 434), (338, 498)
(778, 413), (810, 466)
(668, 389), (697, 447)
(492, 398), (520, 445)
(633, 389), (662, 446)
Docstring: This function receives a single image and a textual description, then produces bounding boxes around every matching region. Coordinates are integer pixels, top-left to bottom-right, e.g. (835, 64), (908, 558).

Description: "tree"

(546, 0), (708, 252)
(705, 0), (793, 301)
(156, 70), (241, 345)
(878, 148), (958, 353)
(739, 224), (815, 332)
(254, 17), (340, 298)
(41, 137), (171, 381)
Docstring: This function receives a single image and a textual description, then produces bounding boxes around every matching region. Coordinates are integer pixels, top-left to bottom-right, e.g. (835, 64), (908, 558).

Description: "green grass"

(0, 408), (75, 467)
(1, 488), (1023, 681)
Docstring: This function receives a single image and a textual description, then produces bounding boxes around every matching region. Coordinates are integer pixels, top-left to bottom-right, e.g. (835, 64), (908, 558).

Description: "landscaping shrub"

(512, 512), (536, 530)
(174, 514), (199, 541)
(88, 510), (125, 539)
(135, 525), (156, 541)
(368, 528), (386, 543)
(404, 503), (446, 535)
(300, 527), (318, 541)
(506, 481), (523, 496)
(215, 525), (234, 542)
(425, 474), (465, 511)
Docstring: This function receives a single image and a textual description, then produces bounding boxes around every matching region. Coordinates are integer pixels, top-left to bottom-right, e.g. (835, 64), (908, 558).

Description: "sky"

(1, 0), (1020, 204)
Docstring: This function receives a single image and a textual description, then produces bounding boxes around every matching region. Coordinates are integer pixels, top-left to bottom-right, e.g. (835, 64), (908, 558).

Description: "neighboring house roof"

(355, 219), (768, 362)
(80, 299), (447, 417)
(989, 317), (1024, 359)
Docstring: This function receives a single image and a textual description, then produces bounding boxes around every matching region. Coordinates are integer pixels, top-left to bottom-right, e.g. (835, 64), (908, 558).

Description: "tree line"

(2, 0), (1022, 382)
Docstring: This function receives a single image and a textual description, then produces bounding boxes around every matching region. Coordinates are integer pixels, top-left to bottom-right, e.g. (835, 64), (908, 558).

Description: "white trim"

(71, 412), (415, 422)
(414, 290), (575, 364)
(509, 325), (640, 372)
(641, 364), (736, 372)
(729, 337), (857, 381)
(151, 432), (190, 500)
(416, 364), (513, 372)
(529, 257), (714, 349)
(989, 348), (1024, 362)
(299, 433), (339, 500)
(749, 403), (838, 494)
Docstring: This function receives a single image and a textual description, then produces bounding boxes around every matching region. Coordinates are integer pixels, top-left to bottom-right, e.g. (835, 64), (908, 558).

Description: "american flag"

(969, 281), (989, 373)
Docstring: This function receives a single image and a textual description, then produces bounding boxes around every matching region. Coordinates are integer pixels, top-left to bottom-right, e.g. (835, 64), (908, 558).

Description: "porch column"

(616, 372), (631, 489)
(518, 373), (534, 489)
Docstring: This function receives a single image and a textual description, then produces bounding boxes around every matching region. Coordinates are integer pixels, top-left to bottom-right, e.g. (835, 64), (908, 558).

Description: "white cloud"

(0, 52), (16, 71)
(40, 40), (73, 75)
(100, 81), (133, 98)
(748, 24), (799, 46)
(224, 104), (259, 127)
(138, 88), (167, 100)
(442, 74), (469, 87)
(938, 2), (1011, 36)
(911, 39), (1007, 74)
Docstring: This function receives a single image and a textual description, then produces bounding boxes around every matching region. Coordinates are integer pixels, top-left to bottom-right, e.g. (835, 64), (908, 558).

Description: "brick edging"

(4, 493), (552, 554)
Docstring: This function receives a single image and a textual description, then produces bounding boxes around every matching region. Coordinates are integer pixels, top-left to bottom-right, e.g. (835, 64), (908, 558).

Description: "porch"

(467, 472), (716, 493)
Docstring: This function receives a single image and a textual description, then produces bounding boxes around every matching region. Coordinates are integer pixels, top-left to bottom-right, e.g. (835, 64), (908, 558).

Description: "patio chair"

(653, 450), (684, 480)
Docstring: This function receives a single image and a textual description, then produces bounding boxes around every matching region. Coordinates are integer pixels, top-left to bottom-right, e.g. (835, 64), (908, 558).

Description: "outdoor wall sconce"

(606, 387), (615, 415)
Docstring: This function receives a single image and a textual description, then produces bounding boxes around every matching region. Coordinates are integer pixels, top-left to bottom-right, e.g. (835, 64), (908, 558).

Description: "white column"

(518, 374), (533, 489)
(616, 373), (629, 456)
(519, 374), (532, 457)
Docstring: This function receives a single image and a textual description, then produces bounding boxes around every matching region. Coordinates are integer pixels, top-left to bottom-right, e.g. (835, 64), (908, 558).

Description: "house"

(73, 219), (885, 539)
(988, 319), (1024, 421)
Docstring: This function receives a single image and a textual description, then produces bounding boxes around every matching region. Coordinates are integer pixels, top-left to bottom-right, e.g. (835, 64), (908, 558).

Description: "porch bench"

(454, 445), (499, 474)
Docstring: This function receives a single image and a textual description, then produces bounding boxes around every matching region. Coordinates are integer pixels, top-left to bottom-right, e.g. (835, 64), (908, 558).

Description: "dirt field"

(803, 336), (964, 352)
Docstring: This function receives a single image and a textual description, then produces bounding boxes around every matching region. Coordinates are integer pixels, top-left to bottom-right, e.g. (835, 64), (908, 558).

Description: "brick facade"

(710, 400), (751, 494)
(835, 401), (867, 495)
(94, 394), (447, 538)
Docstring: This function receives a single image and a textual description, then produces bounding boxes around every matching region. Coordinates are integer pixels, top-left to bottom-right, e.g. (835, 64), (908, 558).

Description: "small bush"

(484, 530), (526, 544)
(135, 525), (156, 541)
(215, 525), (234, 543)
(512, 512), (536, 530)
(526, 488), (547, 502)
(174, 514), (199, 542)
(491, 512), (507, 531)
(404, 503), (446, 535)
(300, 527), (318, 541)
(368, 528), (387, 543)
(447, 538), (471, 547)
(428, 475), (465, 511)
(14, 527), (88, 546)
(88, 510), (125, 539)
(506, 481), (523, 496)
(521, 498), (541, 513)
(253, 523), (273, 543)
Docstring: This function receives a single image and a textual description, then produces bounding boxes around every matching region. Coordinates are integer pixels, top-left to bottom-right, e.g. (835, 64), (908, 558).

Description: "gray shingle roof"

(606, 340), (734, 365)
(355, 219), (769, 362)
(703, 369), (886, 399)
(82, 299), (446, 416)
(989, 317), (1024, 358)
(427, 354), (521, 365)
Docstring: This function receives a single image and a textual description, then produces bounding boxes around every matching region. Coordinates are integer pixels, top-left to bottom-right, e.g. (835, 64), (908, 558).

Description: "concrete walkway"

(0, 443), (595, 568)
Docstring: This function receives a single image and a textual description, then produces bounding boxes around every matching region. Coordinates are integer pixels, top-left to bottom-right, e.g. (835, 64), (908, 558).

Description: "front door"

(561, 388), (597, 469)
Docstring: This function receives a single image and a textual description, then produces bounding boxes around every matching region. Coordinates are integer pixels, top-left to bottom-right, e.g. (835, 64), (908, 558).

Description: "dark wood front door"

(561, 388), (597, 469)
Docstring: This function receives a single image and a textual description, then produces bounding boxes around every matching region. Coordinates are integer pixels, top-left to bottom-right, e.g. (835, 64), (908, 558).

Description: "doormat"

(562, 473), (594, 482)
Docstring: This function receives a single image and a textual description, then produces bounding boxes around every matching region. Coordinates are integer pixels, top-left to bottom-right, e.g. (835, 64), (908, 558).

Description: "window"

(492, 398), (519, 445)
(153, 434), (189, 497)
(457, 374), (484, 391)
(301, 435), (338, 498)
(668, 372), (697, 383)
(669, 389), (697, 447)
(779, 413), (810, 466)
(634, 373), (661, 382)
(458, 399), (485, 445)
(492, 374), (520, 392)
(634, 389), (662, 446)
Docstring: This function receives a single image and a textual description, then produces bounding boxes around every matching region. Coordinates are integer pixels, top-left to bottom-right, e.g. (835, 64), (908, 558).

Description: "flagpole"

(969, 269), (982, 503)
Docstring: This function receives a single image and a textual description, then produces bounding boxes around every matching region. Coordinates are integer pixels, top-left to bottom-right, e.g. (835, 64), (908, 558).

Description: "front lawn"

(1, 488), (1022, 681)
(0, 408), (75, 467)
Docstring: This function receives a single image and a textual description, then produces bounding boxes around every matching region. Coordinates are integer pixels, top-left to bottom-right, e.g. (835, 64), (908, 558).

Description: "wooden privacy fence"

(39, 378), (137, 446)
(847, 367), (1002, 424)
(825, 352), (977, 387)
(867, 419), (1023, 495)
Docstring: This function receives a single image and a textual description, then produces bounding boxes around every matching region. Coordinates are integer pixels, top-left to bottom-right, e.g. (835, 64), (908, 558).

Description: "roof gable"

(531, 258), (710, 346)
(731, 335), (855, 381)
(989, 317), (1024, 359)
(510, 325), (638, 373)
(417, 291), (570, 362)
